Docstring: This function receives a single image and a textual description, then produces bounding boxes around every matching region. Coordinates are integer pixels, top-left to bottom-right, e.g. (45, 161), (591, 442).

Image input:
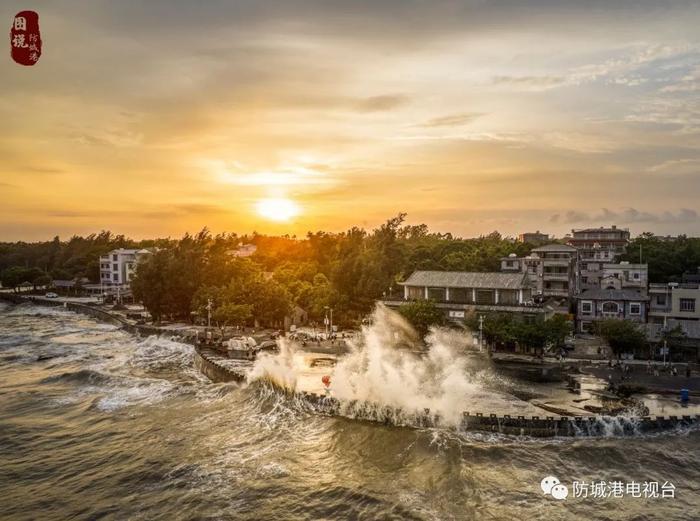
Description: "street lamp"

(478, 314), (484, 352)
(206, 298), (213, 329)
(324, 305), (334, 337)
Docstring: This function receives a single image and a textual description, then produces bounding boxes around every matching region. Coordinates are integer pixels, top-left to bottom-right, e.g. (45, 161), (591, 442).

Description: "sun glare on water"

(256, 197), (301, 222)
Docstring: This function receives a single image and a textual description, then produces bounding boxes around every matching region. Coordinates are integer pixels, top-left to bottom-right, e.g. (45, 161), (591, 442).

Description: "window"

(602, 302), (619, 313)
(506, 260), (514, 267)
(475, 290), (495, 305)
(656, 295), (666, 306)
(113, 264), (118, 271)
(427, 287), (446, 301)
(113, 254), (118, 261)
(407, 286), (423, 300)
(680, 298), (696, 312)
(450, 288), (469, 303)
(633, 272), (640, 280)
(581, 301), (592, 314)
(630, 303), (641, 315)
(112, 274), (118, 281)
(581, 277), (588, 284)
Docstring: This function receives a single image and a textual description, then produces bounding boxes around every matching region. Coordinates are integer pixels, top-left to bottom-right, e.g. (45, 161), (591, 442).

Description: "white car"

(45, 292), (59, 298)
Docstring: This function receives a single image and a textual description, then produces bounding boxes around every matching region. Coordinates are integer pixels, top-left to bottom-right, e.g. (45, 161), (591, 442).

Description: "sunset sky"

(2, 1), (700, 241)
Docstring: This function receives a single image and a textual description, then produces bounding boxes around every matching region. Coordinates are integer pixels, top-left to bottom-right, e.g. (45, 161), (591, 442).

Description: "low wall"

(297, 392), (700, 437)
(193, 348), (246, 383)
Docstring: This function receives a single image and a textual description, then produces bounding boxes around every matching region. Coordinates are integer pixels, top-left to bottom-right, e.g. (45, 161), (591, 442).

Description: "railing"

(542, 273), (569, 280)
(382, 296), (541, 308)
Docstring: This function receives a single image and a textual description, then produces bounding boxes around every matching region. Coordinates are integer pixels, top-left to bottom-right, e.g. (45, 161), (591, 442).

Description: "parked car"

(45, 292), (59, 298)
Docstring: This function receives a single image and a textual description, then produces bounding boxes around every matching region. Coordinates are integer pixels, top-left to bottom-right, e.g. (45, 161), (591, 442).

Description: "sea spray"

(247, 336), (302, 391)
(249, 304), (488, 427)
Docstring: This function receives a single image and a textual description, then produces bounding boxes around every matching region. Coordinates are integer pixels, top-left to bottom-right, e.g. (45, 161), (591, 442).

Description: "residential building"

(648, 283), (700, 325)
(596, 262), (648, 293)
(518, 230), (549, 244)
(383, 270), (551, 323)
(575, 288), (649, 333)
(500, 253), (523, 273)
(500, 244), (578, 310)
(569, 226), (631, 292)
(567, 225), (630, 257)
(647, 283), (700, 361)
(229, 244), (257, 257)
(99, 248), (150, 286)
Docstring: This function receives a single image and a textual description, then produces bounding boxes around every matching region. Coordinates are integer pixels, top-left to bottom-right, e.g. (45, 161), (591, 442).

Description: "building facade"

(99, 248), (150, 286)
(569, 226), (631, 292)
(518, 231), (549, 244)
(647, 283), (700, 361)
(500, 244), (578, 311)
(384, 270), (550, 322)
(575, 288), (648, 333)
(648, 283), (700, 325)
(596, 262), (648, 293)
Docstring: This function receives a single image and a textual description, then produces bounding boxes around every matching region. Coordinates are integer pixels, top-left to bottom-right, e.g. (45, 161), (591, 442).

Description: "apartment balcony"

(541, 259), (571, 267)
(542, 273), (569, 281)
(543, 289), (570, 297)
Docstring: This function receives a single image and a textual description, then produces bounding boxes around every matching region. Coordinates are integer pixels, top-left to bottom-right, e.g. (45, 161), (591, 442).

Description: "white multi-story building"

(500, 244), (578, 304)
(568, 226), (631, 291)
(647, 283), (700, 361)
(99, 248), (150, 286)
(596, 261), (648, 294)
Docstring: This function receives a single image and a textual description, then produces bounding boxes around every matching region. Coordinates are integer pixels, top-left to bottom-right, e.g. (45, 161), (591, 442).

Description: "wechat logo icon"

(541, 476), (569, 500)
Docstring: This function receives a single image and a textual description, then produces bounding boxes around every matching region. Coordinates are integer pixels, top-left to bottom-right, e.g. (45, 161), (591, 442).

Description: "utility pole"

(663, 314), (668, 366)
(478, 314), (484, 352)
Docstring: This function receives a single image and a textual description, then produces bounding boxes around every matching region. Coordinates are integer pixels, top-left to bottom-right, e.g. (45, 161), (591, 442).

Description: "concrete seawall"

(193, 348), (248, 383)
(296, 392), (700, 437)
(3, 293), (698, 437)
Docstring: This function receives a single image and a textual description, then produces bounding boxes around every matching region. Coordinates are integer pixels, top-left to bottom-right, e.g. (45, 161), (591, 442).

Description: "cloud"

(353, 94), (408, 112)
(648, 158), (700, 173)
(550, 207), (700, 225)
(492, 75), (567, 90)
(418, 112), (482, 127)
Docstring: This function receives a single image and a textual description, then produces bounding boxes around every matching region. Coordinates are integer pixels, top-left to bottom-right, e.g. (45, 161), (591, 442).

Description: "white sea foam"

(250, 304), (489, 427)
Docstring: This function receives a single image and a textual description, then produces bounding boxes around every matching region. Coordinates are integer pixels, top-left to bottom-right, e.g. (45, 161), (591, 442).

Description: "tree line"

(127, 214), (536, 327)
(0, 231), (167, 291)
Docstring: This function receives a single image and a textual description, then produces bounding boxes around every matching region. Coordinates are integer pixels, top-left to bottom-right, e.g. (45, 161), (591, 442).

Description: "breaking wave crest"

(249, 304), (490, 427)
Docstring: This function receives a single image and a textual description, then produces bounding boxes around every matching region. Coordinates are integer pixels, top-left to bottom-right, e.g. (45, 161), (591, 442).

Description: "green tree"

(543, 314), (572, 350)
(250, 280), (292, 328)
(0, 266), (31, 292)
(131, 250), (171, 322)
(398, 299), (445, 336)
(594, 319), (647, 357)
(212, 303), (252, 336)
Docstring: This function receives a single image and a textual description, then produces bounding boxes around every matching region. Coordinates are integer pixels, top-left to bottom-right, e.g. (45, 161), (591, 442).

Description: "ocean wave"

(41, 368), (115, 386)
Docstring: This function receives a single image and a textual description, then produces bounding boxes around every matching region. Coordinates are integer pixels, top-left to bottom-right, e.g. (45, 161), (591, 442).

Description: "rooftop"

(400, 271), (529, 289)
(576, 288), (649, 301)
(571, 226), (629, 233)
(531, 243), (577, 252)
(602, 262), (647, 269)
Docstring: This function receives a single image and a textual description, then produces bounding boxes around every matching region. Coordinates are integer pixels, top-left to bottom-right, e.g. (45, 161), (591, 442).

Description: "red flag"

(10, 11), (42, 66)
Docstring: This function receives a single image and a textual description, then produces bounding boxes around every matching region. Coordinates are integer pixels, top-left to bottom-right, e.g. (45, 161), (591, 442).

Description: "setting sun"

(255, 197), (301, 222)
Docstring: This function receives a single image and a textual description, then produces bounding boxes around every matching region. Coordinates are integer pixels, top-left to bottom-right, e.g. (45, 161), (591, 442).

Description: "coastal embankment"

(2, 293), (699, 437)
